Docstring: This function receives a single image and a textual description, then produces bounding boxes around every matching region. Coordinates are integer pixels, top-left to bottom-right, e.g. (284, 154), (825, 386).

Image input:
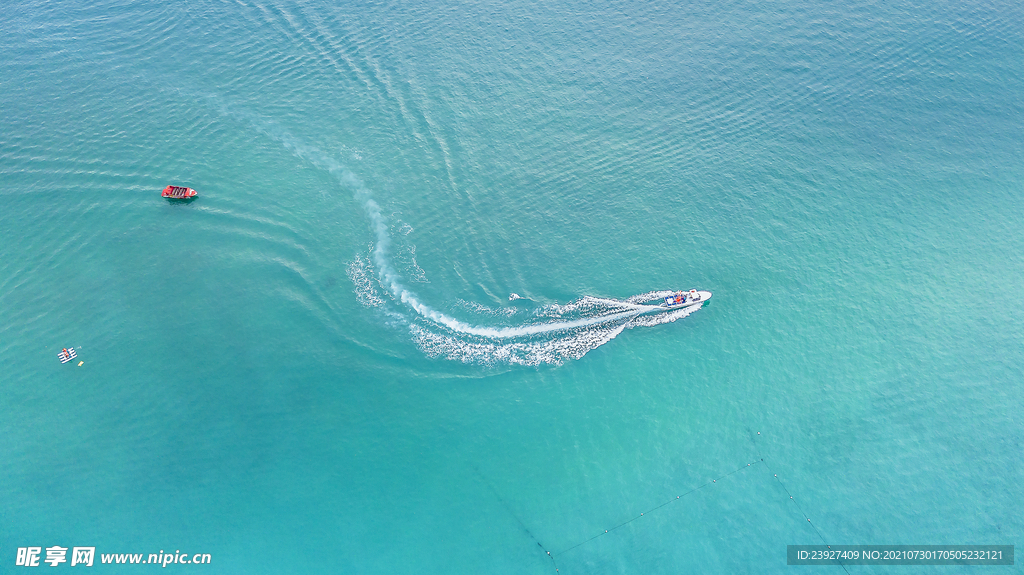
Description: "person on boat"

(62, 348), (68, 356)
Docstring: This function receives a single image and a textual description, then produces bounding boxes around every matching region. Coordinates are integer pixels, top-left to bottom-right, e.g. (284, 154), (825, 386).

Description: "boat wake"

(231, 110), (708, 365)
(350, 253), (706, 365)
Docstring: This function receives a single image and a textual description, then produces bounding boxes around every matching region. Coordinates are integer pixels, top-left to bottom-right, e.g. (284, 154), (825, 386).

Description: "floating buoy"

(757, 432), (760, 435)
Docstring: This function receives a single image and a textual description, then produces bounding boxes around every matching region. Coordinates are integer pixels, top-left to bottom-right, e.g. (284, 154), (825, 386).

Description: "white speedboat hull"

(662, 290), (712, 308)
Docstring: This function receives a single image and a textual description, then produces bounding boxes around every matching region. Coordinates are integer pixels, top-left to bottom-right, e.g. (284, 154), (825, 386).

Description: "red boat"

(162, 185), (197, 199)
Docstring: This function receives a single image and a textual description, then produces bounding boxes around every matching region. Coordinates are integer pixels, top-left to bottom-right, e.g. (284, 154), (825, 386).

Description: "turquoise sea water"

(2, 0), (1022, 572)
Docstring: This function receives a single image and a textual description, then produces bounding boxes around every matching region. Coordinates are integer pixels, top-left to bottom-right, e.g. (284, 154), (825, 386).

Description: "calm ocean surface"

(2, 0), (1022, 572)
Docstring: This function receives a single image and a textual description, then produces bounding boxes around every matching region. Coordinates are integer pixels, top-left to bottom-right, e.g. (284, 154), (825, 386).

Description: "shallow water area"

(1, 0), (1022, 573)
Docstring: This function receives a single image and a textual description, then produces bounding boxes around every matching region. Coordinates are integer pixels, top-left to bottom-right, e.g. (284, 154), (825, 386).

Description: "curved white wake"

(349, 254), (707, 365)
(234, 111), (708, 364)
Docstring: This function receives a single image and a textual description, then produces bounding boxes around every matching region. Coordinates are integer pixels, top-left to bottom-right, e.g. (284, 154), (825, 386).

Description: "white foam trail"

(220, 106), (707, 363)
(628, 302), (702, 327)
(221, 110), (473, 330)
(346, 256), (384, 308)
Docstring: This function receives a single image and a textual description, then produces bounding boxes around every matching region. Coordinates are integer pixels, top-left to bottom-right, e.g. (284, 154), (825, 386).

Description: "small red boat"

(162, 185), (197, 199)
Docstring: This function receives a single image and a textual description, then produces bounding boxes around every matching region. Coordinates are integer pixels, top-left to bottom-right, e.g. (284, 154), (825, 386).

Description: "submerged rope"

(753, 432), (850, 575)
(481, 431), (848, 573)
(554, 460), (762, 558)
(474, 467), (560, 572)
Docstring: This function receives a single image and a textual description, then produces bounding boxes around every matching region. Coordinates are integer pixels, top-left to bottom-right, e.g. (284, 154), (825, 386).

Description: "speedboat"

(663, 289), (711, 308)
(162, 185), (197, 199)
(58, 347), (77, 364)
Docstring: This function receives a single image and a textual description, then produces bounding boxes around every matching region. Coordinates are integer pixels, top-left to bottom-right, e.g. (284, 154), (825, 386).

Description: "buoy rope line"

(754, 432), (850, 575)
(474, 468), (560, 572)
